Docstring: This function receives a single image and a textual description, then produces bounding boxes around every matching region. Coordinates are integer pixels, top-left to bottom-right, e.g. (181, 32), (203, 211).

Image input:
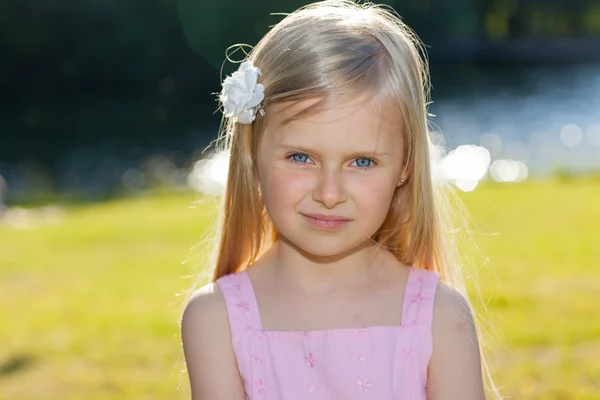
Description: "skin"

(181, 95), (487, 399)
(249, 95), (410, 330)
(255, 95), (406, 282)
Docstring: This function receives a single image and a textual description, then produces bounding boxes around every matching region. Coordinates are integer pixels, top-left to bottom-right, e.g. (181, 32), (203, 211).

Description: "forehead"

(264, 95), (402, 151)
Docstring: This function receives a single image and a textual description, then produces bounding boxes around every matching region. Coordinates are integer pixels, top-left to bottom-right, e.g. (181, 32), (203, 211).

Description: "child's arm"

(181, 284), (246, 400)
(426, 282), (487, 400)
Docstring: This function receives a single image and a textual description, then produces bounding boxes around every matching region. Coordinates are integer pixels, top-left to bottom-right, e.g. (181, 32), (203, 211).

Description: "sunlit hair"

(189, 0), (500, 397)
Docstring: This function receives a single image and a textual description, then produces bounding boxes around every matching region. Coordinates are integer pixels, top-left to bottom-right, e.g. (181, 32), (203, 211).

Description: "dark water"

(1, 62), (599, 201)
(429, 63), (600, 175)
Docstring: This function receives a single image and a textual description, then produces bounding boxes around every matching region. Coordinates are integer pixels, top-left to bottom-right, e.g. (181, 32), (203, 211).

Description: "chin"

(282, 233), (371, 260)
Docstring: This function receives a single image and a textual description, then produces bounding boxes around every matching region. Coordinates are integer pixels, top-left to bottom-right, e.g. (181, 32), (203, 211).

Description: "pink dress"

(216, 267), (440, 399)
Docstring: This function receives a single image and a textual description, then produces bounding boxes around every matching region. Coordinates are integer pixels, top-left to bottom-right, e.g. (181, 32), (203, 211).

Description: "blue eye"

(290, 153), (310, 163)
(288, 153), (376, 169)
(353, 158), (374, 168)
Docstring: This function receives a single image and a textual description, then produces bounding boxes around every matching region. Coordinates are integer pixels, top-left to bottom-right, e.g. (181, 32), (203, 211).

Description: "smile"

(301, 214), (351, 230)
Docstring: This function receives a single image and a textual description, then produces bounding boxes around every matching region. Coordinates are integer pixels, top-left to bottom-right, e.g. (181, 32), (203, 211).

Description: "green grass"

(0, 179), (599, 399)
(460, 178), (600, 399)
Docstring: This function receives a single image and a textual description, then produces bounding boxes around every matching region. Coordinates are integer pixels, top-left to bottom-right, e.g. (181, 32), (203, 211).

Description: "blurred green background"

(1, 0), (599, 399)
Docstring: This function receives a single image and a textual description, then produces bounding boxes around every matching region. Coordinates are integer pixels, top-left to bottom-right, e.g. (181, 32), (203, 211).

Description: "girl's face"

(257, 95), (406, 258)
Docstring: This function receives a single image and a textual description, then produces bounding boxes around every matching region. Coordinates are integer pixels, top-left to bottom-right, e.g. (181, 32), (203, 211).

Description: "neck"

(262, 237), (392, 294)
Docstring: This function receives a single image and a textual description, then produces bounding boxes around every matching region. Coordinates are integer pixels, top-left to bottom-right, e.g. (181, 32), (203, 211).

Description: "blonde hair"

(192, 0), (500, 396)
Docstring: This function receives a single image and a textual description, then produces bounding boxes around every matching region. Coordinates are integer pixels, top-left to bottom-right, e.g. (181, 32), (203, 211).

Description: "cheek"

(351, 177), (397, 212)
(260, 169), (310, 206)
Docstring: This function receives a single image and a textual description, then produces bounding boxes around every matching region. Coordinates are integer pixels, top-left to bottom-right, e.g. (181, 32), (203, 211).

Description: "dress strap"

(401, 267), (441, 327)
(216, 271), (263, 333)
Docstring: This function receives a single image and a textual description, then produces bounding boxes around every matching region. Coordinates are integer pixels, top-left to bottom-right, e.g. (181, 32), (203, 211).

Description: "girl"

(182, 1), (499, 399)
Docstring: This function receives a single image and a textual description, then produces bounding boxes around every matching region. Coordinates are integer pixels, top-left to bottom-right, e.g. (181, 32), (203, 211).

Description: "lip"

(301, 213), (351, 230)
(302, 213), (351, 221)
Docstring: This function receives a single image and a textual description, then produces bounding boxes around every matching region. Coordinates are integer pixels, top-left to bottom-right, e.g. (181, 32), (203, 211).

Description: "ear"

(396, 172), (407, 187)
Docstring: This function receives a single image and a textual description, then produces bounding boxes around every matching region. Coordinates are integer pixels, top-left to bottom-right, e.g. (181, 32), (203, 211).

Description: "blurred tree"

(177, 0), (313, 72)
(1, 0), (599, 99)
(1, 0), (600, 183)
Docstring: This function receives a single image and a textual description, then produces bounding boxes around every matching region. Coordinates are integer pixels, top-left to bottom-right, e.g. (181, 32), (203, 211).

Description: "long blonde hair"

(193, 0), (500, 396)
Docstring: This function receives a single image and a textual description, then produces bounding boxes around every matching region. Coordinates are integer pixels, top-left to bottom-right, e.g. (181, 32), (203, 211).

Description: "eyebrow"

(275, 144), (391, 157)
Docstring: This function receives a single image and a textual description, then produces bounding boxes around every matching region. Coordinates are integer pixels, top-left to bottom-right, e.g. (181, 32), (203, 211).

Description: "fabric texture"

(216, 266), (440, 399)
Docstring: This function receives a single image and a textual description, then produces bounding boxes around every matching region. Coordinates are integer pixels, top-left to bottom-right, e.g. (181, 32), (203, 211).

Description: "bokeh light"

(435, 144), (492, 192)
(187, 150), (230, 195)
(560, 124), (583, 147)
(489, 159), (529, 182)
(587, 123), (600, 146)
(122, 169), (145, 191)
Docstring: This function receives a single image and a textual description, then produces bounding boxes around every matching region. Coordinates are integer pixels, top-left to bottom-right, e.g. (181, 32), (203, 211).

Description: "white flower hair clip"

(219, 60), (266, 124)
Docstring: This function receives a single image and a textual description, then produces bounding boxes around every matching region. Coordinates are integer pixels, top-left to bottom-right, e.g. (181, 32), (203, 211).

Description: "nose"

(312, 168), (347, 209)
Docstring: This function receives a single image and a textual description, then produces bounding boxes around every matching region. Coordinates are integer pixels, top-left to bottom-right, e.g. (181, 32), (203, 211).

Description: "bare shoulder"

(181, 281), (245, 399)
(432, 280), (477, 338)
(181, 282), (229, 330)
(428, 280), (486, 400)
